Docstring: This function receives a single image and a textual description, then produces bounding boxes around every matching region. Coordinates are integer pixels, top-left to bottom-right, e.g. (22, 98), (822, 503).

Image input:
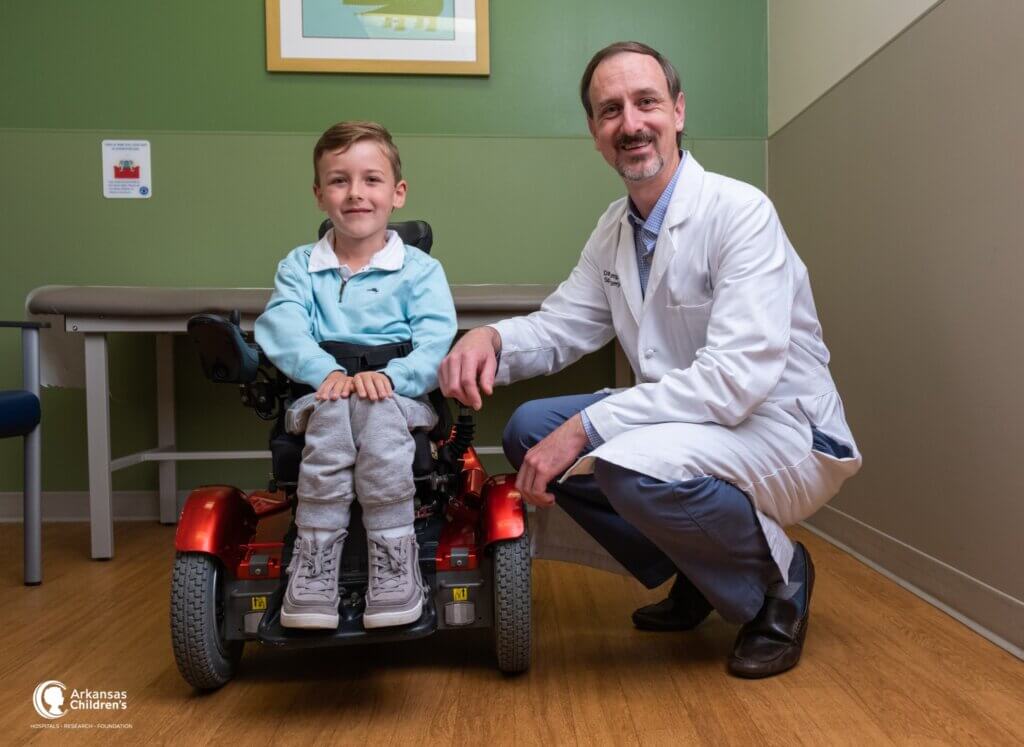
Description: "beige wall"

(768, 0), (941, 134)
(769, 0), (1024, 652)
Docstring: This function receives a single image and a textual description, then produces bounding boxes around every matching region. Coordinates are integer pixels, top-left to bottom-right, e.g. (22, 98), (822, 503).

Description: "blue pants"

(503, 393), (781, 623)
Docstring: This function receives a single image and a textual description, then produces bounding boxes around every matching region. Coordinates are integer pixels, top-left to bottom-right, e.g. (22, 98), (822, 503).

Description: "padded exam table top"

(27, 284), (556, 319)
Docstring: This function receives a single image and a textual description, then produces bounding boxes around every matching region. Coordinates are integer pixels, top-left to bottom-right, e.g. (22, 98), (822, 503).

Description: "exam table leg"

(85, 333), (114, 559)
(156, 334), (178, 524)
(614, 341), (634, 388)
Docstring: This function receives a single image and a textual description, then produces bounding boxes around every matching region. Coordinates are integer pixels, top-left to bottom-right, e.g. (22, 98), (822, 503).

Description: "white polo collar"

(307, 228), (405, 274)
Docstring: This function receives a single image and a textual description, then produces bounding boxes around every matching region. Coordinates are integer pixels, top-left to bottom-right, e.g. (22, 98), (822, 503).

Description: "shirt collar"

(307, 228), (405, 274)
(627, 150), (687, 238)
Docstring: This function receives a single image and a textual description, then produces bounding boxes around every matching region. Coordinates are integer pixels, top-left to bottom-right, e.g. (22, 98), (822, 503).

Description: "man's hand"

(515, 414), (589, 507)
(439, 326), (501, 410)
(341, 371), (393, 401)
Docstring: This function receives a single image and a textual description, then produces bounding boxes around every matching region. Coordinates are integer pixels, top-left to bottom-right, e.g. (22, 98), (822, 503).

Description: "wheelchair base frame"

(175, 447), (524, 650)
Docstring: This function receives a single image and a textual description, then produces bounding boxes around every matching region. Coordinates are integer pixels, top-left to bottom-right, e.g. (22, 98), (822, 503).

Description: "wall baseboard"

(0, 489), (217, 523)
(803, 505), (1023, 660)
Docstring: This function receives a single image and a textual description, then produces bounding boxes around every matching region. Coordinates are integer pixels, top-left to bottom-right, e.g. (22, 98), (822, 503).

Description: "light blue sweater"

(255, 230), (457, 398)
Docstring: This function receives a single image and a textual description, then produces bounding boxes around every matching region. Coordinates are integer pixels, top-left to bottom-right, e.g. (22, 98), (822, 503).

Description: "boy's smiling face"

(313, 140), (407, 251)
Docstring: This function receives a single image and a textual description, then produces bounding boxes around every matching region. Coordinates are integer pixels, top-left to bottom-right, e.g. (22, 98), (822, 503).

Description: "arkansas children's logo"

(31, 680), (128, 720)
(32, 681), (68, 719)
(113, 159), (141, 179)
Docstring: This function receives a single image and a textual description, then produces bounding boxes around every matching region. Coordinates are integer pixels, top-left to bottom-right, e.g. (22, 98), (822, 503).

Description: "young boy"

(255, 121), (457, 630)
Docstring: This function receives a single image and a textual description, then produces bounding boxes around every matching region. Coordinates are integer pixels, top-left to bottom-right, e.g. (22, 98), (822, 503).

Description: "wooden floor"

(0, 523), (1021, 745)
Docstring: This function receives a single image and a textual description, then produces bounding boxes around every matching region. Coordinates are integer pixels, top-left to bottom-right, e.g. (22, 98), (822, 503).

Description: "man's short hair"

(579, 41), (684, 146)
(313, 121), (403, 185)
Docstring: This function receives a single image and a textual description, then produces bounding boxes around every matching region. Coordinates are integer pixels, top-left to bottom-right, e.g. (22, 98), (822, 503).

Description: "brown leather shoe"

(632, 573), (713, 631)
(728, 543), (815, 678)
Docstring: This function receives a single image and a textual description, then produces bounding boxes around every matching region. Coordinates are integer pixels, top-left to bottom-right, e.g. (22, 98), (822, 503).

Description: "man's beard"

(614, 130), (664, 182)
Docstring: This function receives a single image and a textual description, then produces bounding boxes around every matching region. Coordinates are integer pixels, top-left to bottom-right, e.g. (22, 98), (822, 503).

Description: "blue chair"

(1, 320), (47, 585)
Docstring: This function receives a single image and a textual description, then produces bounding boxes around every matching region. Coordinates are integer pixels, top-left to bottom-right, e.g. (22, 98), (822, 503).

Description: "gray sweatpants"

(285, 393), (437, 533)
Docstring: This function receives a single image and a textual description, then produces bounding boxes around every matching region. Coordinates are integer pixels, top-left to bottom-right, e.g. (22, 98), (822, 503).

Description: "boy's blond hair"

(313, 121), (403, 185)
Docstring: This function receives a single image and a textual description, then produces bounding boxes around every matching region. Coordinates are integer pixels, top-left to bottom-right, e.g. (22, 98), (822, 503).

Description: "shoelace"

(369, 538), (408, 593)
(296, 540), (339, 597)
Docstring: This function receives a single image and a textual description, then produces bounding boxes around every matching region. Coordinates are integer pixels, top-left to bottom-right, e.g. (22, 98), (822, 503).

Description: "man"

(440, 41), (861, 678)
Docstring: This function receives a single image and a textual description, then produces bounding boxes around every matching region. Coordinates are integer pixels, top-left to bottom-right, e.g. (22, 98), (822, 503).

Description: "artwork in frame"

(266, 0), (489, 76)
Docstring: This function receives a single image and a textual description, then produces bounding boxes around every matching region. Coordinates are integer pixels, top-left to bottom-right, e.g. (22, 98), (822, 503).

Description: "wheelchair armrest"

(187, 313), (261, 384)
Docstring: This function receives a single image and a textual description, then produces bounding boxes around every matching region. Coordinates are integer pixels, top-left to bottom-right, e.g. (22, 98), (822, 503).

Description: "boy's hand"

(316, 371), (349, 401)
(342, 371), (394, 401)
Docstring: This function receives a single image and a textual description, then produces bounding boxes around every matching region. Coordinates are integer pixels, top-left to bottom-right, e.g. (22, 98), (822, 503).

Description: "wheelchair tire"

(492, 533), (532, 673)
(170, 552), (243, 690)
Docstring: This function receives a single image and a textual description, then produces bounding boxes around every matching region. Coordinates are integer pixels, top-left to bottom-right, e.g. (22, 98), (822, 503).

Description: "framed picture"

(266, 0), (489, 76)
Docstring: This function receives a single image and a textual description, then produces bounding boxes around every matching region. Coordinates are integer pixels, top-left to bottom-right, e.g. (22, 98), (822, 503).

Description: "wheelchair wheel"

(170, 552), (243, 690)
(492, 533), (532, 673)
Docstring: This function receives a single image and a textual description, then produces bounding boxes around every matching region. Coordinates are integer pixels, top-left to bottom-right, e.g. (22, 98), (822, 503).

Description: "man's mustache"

(616, 131), (655, 149)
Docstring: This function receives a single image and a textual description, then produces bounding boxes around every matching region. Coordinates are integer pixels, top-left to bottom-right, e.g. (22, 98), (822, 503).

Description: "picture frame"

(266, 0), (489, 76)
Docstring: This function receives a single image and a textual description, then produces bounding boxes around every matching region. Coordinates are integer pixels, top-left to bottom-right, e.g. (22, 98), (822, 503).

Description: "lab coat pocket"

(793, 427), (862, 520)
(801, 392), (862, 500)
(664, 300), (713, 357)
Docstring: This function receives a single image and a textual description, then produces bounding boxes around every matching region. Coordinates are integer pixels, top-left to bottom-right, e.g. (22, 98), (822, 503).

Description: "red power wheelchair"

(169, 221), (531, 690)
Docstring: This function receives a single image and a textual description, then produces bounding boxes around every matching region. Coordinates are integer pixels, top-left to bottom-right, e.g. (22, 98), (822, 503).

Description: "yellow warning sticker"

(452, 587), (469, 602)
(251, 596), (268, 611)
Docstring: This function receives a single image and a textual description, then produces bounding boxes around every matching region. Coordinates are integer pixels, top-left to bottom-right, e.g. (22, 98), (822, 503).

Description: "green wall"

(0, 1), (765, 137)
(0, 1), (767, 492)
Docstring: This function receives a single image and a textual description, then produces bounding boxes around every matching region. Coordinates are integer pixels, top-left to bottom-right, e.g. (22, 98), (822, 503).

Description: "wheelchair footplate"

(255, 575), (439, 649)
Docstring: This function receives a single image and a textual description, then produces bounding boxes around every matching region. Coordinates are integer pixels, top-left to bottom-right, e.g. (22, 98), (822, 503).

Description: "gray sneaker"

(363, 532), (425, 629)
(280, 529), (346, 629)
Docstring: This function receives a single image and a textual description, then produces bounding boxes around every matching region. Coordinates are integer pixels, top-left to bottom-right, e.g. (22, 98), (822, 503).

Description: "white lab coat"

(491, 155), (862, 579)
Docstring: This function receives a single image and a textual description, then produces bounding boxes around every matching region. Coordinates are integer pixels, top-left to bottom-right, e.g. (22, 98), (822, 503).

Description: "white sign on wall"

(101, 140), (152, 199)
